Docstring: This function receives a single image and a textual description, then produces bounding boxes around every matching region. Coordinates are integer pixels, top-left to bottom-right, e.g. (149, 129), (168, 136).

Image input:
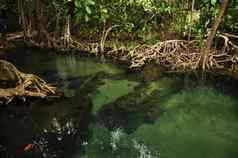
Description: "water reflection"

(55, 55), (124, 79)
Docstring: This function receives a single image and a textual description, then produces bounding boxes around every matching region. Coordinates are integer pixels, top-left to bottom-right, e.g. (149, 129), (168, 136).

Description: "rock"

(0, 60), (20, 88)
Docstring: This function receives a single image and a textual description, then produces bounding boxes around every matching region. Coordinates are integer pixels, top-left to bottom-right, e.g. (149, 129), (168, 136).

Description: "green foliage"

(72, 0), (162, 35)
(74, 0), (96, 23)
(47, 0), (234, 42)
(222, 1), (238, 33)
(193, 0), (238, 39)
(2, 0), (238, 43)
(45, 0), (68, 14)
(190, 0), (219, 39)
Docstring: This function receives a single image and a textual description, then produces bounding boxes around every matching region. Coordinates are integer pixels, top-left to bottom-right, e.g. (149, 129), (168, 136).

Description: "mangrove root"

(129, 39), (238, 72)
(0, 60), (57, 104)
(6, 31), (238, 75)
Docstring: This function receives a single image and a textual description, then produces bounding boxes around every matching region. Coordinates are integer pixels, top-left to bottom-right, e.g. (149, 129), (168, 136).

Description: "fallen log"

(0, 60), (58, 104)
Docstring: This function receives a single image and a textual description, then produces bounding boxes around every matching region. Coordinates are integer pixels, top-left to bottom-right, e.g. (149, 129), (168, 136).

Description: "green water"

(0, 48), (238, 158)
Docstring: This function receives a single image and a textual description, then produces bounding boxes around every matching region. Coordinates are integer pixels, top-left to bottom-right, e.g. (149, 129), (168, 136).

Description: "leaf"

(101, 8), (108, 14)
(74, 0), (81, 8)
(211, 0), (217, 6)
(86, 6), (92, 14)
(85, 14), (89, 22)
(87, 0), (95, 5)
(75, 14), (81, 24)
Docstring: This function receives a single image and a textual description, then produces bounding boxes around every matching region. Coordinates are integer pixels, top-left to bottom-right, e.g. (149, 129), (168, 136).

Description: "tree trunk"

(18, 0), (27, 40)
(36, 0), (43, 32)
(200, 0), (230, 70)
(35, 0), (54, 48)
(26, 1), (32, 37)
(35, 0), (47, 45)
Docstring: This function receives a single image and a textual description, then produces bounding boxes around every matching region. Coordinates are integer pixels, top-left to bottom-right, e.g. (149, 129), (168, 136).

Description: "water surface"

(0, 48), (238, 158)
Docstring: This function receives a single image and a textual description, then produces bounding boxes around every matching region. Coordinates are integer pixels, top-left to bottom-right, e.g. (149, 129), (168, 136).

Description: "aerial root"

(6, 30), (238, 73)
(129, 39), (238, 72)
(0, 61), (57, 104)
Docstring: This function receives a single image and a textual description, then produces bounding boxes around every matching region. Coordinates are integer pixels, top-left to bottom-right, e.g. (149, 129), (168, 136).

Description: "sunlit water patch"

(133, 87), (238, 158)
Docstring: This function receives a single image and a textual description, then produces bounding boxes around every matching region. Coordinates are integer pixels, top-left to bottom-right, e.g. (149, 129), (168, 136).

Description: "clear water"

(0, 48), (238, 158)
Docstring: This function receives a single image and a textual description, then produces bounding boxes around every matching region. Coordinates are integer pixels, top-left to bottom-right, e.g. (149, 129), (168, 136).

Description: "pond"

(0, 48), (238, 158)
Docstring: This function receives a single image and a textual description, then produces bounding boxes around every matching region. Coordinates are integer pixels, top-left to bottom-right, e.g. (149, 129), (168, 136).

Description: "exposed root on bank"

(5, 30), (238, 75)
(129, 39), (238, 73)
(0, 60), (57, 104)
(130, 40), (199, 70)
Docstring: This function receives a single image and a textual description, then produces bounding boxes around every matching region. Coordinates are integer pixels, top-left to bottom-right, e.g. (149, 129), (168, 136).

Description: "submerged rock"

(142, 64), (165, 82)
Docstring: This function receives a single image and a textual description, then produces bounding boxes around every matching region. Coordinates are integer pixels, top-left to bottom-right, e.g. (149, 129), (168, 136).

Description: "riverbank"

(1, 33), (238, 80)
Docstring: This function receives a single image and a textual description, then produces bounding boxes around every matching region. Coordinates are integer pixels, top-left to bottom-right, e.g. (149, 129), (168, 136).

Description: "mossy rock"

(0, 60), (20, 88)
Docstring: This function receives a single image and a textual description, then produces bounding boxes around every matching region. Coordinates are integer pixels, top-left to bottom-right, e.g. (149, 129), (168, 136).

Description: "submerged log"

(0, 60), (57, 104)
